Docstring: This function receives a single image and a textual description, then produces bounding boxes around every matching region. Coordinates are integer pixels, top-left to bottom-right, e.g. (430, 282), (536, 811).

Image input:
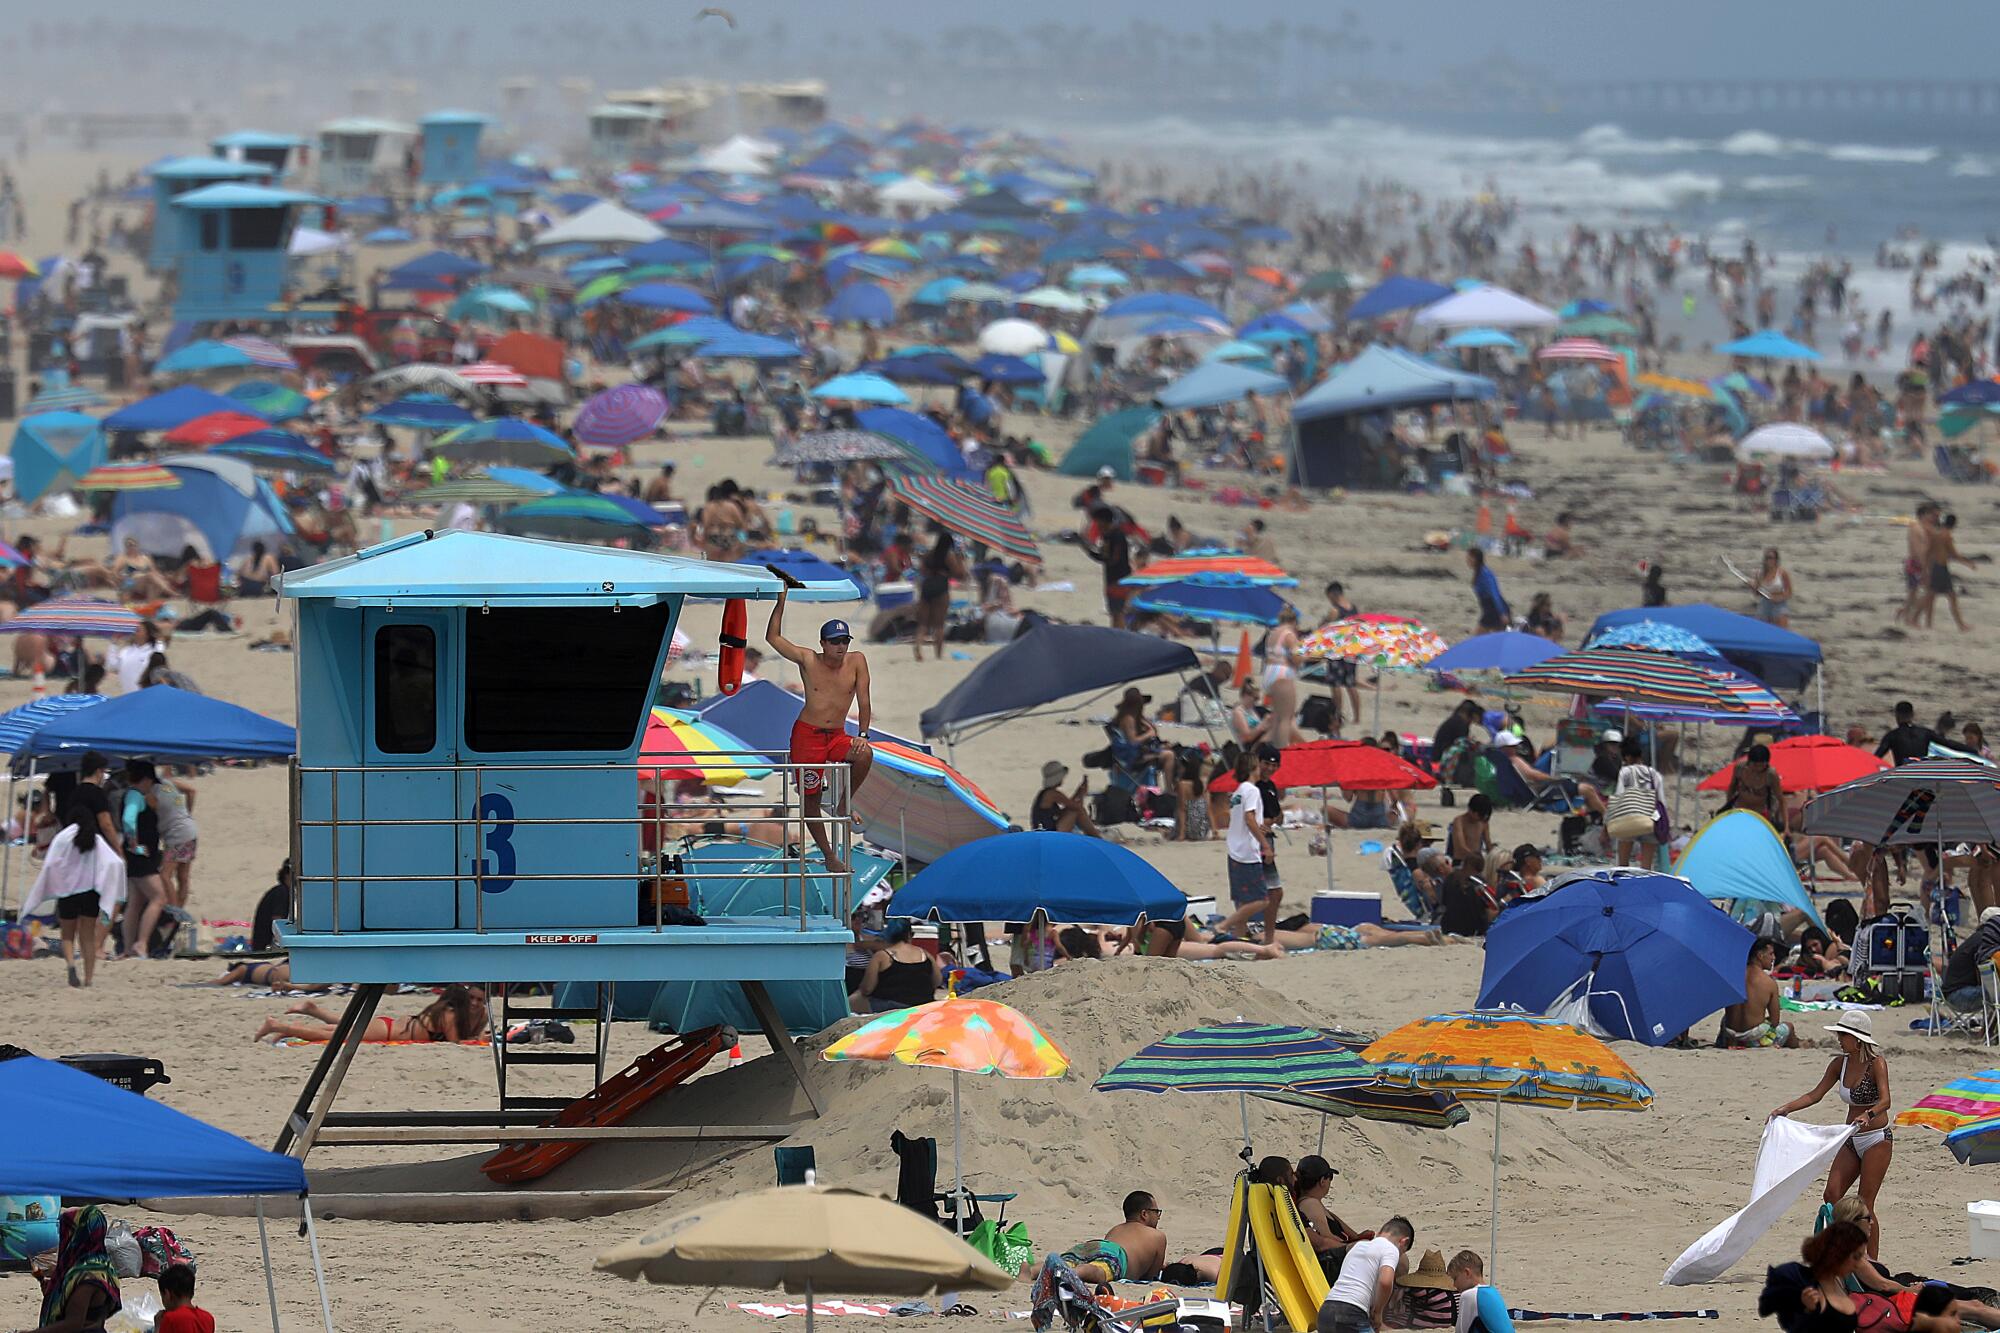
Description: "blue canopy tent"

(10, 411), (107, 502)
(20, 685), (294, 767)
(1584, 604), (1822, 695)
(110, 455), (292, 562)
(102, 385), (261, 434)
(890, 831), (1186, 925)
(1154, 360), (1290, 411)
(1289, 345), (1496, 489)
(919, 613), (1200, 745)
(1674, 809), (1824, 928)
(1345, 274), (1454, 322)
(0, 1053), (331, 1332)
(825, 281), (895, 326)
(854, 407), (977, 478)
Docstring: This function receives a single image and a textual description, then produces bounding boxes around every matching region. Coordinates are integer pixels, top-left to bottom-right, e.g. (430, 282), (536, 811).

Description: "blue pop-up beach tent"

(1674, 810), (1824, 928)
(19, 685), (295, 766)
(9, 411), (107, 502)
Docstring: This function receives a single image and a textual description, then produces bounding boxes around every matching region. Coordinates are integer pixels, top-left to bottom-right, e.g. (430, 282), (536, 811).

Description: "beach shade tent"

(1344, 274), (1454, 323)
(891, 831), (1185, 926)
(1476, 866), (1752, 1046)
(1673, 810), (1824, 928)
(811, 372), (911, 407)
(1362, 1011), (1653, 1281)
(1584, 605), (1822, 693)
(823, 998), (1067, 1235)
(109, 454), (291, 562)
(1428, 631), (1564, 676)
(1055, 406), (1163, 481)
(824, 281), (896, 326)
(1289, 346), (1497, 488)
(1412, 284), (1561, 330)
(919, 614), (1199, 744)
(1896, 1071), (2000, 1164)
(494, 494), (657, 543)
(1802, 757), (2000, 846)
(19, 684), (293, 766)
(531, 199), (665, 247)
(595, 1184), (1010, 1333)
(969, 353), (1043, 386)
(1696, 734), (1887, 796)
(434, 418), (575, 467)
(1717, 329), (1822, 361)
(226, 380), (310, 422)
(855, 407), (978, 479)
(0, 1055), (332, 1333)
(1505, 646), (1751, 713)
(1154, 360), (1290, 411)
(976, 318), (1054, 357)
(773, 429), (911, 467)
(10, 411), (108, 502)
(885, 475), (1038, 563)
(1441, 327), (1521, 352)
(1738, 422), (1835, 459)
(1130, 576), (1295, 627)
(574, 384), (669, 448)
(103, 384), (259, 434)
(737, 549), (864, 600)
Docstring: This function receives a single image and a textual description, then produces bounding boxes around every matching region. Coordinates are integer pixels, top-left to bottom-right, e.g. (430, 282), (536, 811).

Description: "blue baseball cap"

(819, 619), (852, 642)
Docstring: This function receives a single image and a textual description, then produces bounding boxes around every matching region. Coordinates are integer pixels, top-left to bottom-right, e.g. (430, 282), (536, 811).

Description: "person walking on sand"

(766, 590), (874, 871)
(1919, 512), (1979, 632)
(1896, 502), (1936, 626)
(1467, 547), (1509, 633)
(1754, 547), (1793, 627)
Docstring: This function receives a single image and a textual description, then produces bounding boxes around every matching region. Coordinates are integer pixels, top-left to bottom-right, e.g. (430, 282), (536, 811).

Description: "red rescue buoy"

(718, 598), (748, 695)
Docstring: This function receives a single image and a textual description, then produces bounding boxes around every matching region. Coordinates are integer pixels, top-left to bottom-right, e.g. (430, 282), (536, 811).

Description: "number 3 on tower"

(473, 792), (516, 893)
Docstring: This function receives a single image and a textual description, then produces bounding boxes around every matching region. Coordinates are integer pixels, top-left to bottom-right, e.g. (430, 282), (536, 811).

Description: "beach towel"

(1661, 1117), (1853, 1285)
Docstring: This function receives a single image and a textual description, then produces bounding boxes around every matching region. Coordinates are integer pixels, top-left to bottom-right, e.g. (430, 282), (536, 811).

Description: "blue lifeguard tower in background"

(418, 110), (492, 187)
(273, 530), (853, 1160)
(147, 156), (272, 273)
(166, 182), (326, 325)
(211, 130), (307, 179)
(316, 117), (412, 196)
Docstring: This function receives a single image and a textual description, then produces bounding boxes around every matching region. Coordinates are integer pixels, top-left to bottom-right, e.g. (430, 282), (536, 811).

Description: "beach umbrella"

(574, 384), (669, 448)
(968, 353), (1042, 386)
(1801, 757), (2000, 846)
(154, 340), (261, 376)
(824, 281), (895, 326)
(948, 282), (1011, 305)
(1584, 621), (1717, 655)
(1056, 406), (1162, 481)
(1896, 1070), (2000, 1164)
(1441, 327), (1520, 351)
(1300, 613), (1447, 669)
(1940, 380), (2000, 409)
(861, 351), (976, 386)
(1535, 337), (1622, 364)
(1427, 631), (1563, 676)
(0, 252), (39, 279)
(1096, 1022), (1385, 1156)
(1635, 372), (1712, 399)
(824, 997), (1068, 1234)
(1560, 313), (1639, 339)
(1298, 270), (1353, 296)
(0, 694), (106, 755)
(457, 361), (530, 387)
(1119, 553), (1295, 587)
(595, 1185), (1011, 1333)
(367, 364), (476, 397)
(363, 226), (413, 245)
(434, 418), (574, 466)
(402, 476), (546, 506)
(0, 598), (141, 639)
(852, 738), (1012, 865)
(773, 430), (909, 466)
(1066, 264), (1130, 288)
(1738, 423), (1834, 459)
(218, 336), (297, 371)
(76, 463), (181, 492)
(1591, 660), (1796, 727)
(1476, 867), (1751, 1046)
(1016, 286), (1089, 312)
(363, 396), (477, 431)
(21, 386), (107, 414)
(1272, 739), (1437, 793)
(615, 282), (713, 314)
(809, 372), (910, 406)
(976, 318), (1053, 357)
(163, 411), (268, 446)
(889, 830), (1184, 925)
(225, 381), (310, 422)
(910, 276), (966, 306)
(1129, 576), (1294, 627)
(694, 331), (805, 362)
(1362, 1011), (1652, 1280)
(209, 436), (338, 474)
(1696, 734), (1887, 794)
(1505, 646), (1748, 712)
(636, 708), (769, 787)
(885, 475), (1038, 563)
(1717, 329), (1821, 361)
(494, 493), (652, 542)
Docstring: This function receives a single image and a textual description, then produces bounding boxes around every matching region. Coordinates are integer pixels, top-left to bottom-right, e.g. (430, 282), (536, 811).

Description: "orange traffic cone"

(728, 1041), (744, 1068)
(1231, 629), (1253, 689)
(30, 671), (44, 698)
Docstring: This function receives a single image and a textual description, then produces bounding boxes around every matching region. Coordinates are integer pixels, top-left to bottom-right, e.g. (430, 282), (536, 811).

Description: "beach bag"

(1606, 785), (1657, 841)
(1298, 695), (1337, 736)
(1093, 787), (1136, 827)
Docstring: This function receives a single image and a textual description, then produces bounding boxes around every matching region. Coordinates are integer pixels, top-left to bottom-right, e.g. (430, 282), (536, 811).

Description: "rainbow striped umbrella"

(852, 737), (1010, 866)
(1593, 662), (1797, 726)
(887, 475), (1038, 563)
(1897, 1070), (2000, 1164)
(1505, 646), (1748, 711)
(637, 707), (771, 787)
(220, 335), (298, 371)
(574, 383), (669, 448)
(1119, 552), (1297, 587)
(0, 598), (142, 639)
(75, 463), (181, 492)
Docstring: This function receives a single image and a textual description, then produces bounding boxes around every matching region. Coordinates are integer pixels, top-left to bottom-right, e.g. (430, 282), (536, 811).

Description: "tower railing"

(288, 751), (854, 935)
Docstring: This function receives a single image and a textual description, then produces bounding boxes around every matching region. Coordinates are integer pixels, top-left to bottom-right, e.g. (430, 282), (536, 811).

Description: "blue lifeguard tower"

(272, 530), (854, 1160)
(418, 110), (492, 187)
(210, 130), (307, 178)
(166, 183), (326, 325)
(147, 156), (272, 274)
(316, 117), (412, 196)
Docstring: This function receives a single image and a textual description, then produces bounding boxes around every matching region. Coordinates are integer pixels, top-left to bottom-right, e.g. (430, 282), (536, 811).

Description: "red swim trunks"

(789, 719), (854, 795)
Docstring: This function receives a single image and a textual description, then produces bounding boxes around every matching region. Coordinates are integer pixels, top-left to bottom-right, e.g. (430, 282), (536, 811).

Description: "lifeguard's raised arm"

(855, 654), (872, 735)
(765, 588), (809, 666)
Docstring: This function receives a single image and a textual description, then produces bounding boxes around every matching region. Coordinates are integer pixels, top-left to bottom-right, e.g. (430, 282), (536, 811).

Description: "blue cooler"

(875, 581), (915, 611)
(1311, 891), (1382, 928)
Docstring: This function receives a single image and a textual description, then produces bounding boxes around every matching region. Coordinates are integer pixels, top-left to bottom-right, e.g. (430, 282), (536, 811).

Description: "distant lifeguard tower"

(315, 117), (414, 196)
(210, 130), (307, 179)
(165, 182), (325, 325)
(147, 156), (272, 274)
(273, 530), (854, 1162)
(417, 109), (492, 188)
(587, 104), (667, 163)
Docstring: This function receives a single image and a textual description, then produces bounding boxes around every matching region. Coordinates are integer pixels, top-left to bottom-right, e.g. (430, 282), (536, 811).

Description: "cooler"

(875, 581), (915, 611)
(1134, 462), (1169, 486)
(1969, 1201), (2000, 1260)
(1311, 891), (1382, 928)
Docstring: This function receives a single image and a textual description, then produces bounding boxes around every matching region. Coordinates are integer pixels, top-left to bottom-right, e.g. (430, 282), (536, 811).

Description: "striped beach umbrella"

(1362, 1010), (1652, 1280)
(21, 386), (107, 414)
(1592, 661), (1797, 726)
(0, 694), (106, 754)
(220, 336), (299, 371)
(887, 475), (1039, 563)
(403, 476), (546, 506)
(1897, 1070), (2000, 1164)
(637, 708), (770, 787)
(1802, 757), (2000, 846)
(1118, 552), (1297, 587)
(1505, 646), (1748, 711)
(573, 384), (668, 448)
(0, 598), (142, 639)
(852, 738), (1009, 866)
(457, 360), (529, 387)
(76, 463), (182, 492)
(1535, 337), (1621, 364)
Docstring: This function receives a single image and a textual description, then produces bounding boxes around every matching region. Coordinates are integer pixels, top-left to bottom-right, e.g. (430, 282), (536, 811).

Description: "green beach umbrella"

(1299, 270), (1354, 296)
(403, 476), (545, 505)
(1559, 313), (1639, 339)
(495, 493), (655, 541)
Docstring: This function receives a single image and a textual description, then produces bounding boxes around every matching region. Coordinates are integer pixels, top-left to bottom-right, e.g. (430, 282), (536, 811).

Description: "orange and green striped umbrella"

(1120, 553), (1296, 587)
(887, 475), (1039, 564)
(75, 463), (181, 492)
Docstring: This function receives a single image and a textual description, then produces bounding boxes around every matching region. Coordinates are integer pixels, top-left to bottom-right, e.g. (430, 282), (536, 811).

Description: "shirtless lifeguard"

(766, 588), (874, 871)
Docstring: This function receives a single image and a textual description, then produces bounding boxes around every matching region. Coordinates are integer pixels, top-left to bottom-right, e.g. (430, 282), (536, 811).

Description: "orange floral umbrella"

(824, 998), (1067, 1231)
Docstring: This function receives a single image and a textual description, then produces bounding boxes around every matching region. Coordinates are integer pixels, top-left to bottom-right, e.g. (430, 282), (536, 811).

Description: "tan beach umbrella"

(597, 1184), (1010, 1333)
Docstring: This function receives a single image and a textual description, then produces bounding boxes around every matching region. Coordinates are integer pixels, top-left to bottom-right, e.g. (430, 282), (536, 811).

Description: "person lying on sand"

(1061, 1191), (1168, 1289)
(255, 985), (487, 1044)
(201, 957), (326, 992)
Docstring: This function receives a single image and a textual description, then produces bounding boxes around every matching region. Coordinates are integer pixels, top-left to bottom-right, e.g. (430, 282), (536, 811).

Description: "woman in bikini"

(1261, 605), (1303, 750)
(203, 957), (328, 991)
(255, 984), (488, 1044)
(1770, 1010), (1894, 1258)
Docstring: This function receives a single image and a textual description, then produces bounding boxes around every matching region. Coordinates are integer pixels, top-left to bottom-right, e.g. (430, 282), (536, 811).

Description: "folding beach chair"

(890, 1130), (1016, 1232)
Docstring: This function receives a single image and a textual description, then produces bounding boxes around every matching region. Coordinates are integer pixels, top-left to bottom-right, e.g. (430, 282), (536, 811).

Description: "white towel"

(1662, 1116), (1854, 1285)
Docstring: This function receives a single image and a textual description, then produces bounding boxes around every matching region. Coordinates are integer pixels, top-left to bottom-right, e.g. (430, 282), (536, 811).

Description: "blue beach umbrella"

(969, 353), (1042, 386)
(362, 395), (475, 431)
(435, 418), (574, 466)
(890, 830), (1186, 926)
(1129, 577), (1294, 627)
(1716, 329), (1821, 361)
(1442, 327), (1521, 351)
(810, 372), (910, 406)
(1427, 631), (1563, 675)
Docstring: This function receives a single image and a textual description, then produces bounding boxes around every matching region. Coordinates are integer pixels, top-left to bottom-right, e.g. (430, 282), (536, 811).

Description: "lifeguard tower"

(417, 109), (492, 187)
(315, 117), (413, 196)
(272, 530), (855, 1163)
(165, 182), (326, 325)
(210, 130), (306, 178)
(587, 104), (666, 163)
(147, 156), (271, 273)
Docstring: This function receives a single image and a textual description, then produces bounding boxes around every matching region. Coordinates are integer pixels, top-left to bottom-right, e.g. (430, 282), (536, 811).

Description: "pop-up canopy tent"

(16, 685), (294, 768)
(918, 613), (1200, 746)
(0, 1053), (331, 1333)
(1585, 604), (1822, 695)
(1288, 345), (1496, 488)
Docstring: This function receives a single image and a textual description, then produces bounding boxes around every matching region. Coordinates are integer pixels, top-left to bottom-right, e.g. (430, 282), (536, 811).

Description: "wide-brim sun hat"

(1825, 1010), (1878, 1046)
(1396, 1249), (1455, 1291)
